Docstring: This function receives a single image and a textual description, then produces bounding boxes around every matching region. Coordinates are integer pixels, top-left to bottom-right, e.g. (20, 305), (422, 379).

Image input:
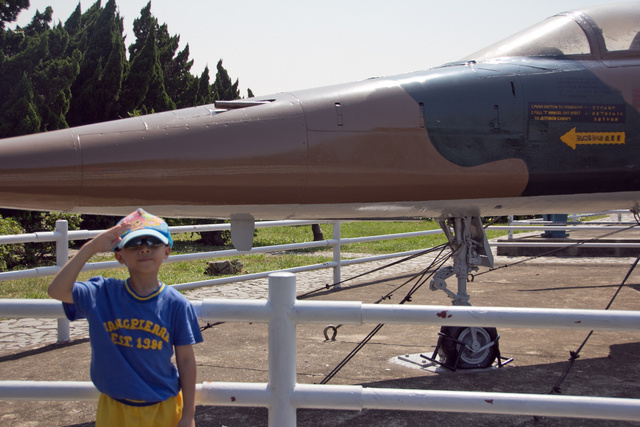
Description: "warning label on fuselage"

(528, 102), (625, 123)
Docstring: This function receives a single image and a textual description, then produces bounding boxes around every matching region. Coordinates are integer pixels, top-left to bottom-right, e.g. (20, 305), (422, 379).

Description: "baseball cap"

(114, 208), (173, 250)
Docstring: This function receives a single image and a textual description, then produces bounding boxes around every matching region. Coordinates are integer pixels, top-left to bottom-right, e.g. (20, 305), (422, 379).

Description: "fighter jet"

(0, 2), (638, 368)
(0, 2), (638, 222)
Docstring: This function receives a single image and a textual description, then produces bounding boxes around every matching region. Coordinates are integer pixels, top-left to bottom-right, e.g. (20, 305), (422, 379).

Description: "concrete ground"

(0, 226), (639, 426)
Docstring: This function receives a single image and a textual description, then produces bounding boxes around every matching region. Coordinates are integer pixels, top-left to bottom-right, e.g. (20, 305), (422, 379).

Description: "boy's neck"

(128, 275), (161, 296)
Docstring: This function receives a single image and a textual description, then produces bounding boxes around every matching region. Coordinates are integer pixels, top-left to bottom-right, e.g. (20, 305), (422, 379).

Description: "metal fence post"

(268, 273), (297, 426)
(55, 220), (70, 343)
(332, 221), (341, 288)
(508, 215), (514, 240)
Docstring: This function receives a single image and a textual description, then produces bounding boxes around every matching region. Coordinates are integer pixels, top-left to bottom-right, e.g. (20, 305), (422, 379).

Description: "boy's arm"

(48, 223), (129, 304)
(176, 344), (197, 427)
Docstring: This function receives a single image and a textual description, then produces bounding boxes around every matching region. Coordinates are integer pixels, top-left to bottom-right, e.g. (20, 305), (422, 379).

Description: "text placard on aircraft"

(528, 102), (625, 123)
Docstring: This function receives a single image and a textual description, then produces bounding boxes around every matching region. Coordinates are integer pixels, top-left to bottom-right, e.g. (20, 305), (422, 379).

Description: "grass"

(0, 220), (508, 299)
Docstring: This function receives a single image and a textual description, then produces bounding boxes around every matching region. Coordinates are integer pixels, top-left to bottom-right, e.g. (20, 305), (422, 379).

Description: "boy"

(49, 209), (203, 427)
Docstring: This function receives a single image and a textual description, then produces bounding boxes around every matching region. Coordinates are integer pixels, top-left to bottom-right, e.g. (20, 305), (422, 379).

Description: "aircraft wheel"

(437, 326), (498, 369)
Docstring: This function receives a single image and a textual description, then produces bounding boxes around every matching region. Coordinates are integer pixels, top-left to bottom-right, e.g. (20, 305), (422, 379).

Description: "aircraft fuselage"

(0, 3), (638, 220)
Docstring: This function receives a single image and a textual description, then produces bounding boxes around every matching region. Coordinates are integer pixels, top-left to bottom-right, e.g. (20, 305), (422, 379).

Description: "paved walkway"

(1, 214), (637, 353)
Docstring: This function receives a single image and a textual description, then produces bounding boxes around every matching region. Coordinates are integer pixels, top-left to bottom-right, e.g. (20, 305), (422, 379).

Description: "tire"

(437, 326), (498, 369)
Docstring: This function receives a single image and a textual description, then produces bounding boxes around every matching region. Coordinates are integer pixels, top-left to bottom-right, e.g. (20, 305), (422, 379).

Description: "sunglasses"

(122, 235), (166, 250)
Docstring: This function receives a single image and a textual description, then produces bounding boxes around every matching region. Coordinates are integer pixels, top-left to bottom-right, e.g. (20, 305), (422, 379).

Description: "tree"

(30, 24), (81, 132)
(0, 216), (24, 271)
(156, 23), (179, 74)
(64, 1), (101, 52)
(127, 2), (198, 111)
(311, 224), (324, 241)
(0, 72), (40, 137)
(4, 0), (244, 131)
(22, 5), (51, 36)
(67, 0), (125, 126)
(213, 59), (239, 101)
(0, 5), (53, 98)
(127, 1), (154, 61)
(0, 208), (82, 268)
(120, 2), (178, 115)
(0, 6), (81, 137)
(63, 3), (82, 38)
(166, 44), (197, 108)
(120, 24), (174, 115)
(0, 0), (30, 31)
(195, 65), (212, 105)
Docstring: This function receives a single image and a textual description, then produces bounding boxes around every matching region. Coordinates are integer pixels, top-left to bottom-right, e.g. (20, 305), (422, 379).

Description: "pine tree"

(31, 28), (81, 131)
(213, 59), (239, 101)
(195, 65), (213, 105)
(166, 44), (196, 108)
(120, 24), (174, 115)
(128, 1), (154, 62)
(128, 2), (195, 109)
(0, 5), (52, 92)
(2, 0), (245, 132)
(0, 73), (41, 137)
(0, 0), (27, 60)
(0, 5), (80, 137)
(0, 0), (30, 31)
(156, 23), (179, 71)
(65, 1), (101, 56)
(22, 6), (52, 36)
(63, 3), (82, 38)
(67, 0), (125, 125)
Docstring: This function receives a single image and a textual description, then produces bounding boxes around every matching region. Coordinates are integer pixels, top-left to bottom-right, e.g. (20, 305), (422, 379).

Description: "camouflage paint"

(400, 58), (640, 197)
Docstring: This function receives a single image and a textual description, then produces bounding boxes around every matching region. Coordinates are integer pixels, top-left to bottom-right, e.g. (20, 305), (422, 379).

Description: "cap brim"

(116, 229), (169, 250)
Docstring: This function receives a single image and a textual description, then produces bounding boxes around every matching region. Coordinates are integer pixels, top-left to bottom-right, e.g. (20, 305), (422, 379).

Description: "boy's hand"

(87, 221), (131, 253)
(49, 221), (130, 303)
(177, 416), (195, 427)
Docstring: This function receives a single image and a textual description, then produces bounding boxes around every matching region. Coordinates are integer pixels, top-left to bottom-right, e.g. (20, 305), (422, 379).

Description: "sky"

(13, 0), (627, 97)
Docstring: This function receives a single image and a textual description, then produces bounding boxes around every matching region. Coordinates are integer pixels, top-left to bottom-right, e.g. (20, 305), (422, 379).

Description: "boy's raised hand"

(88, 221), (131, 253)
(48, 221), (131, 303)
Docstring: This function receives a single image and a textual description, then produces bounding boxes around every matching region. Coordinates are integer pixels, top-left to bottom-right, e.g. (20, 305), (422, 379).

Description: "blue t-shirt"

(63, 277), (203, 403)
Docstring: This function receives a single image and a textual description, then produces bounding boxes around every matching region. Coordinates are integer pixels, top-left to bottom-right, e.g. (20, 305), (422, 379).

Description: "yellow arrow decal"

(561, 128), (625, 150)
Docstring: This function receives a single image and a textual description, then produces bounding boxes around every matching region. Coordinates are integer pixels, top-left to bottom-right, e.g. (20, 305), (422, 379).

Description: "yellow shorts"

(96, 391), (183, 427)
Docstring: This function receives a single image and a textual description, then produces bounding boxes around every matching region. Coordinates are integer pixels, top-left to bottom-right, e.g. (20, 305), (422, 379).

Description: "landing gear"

(436, 326), (498, 369)
(430, 217), (501, 369)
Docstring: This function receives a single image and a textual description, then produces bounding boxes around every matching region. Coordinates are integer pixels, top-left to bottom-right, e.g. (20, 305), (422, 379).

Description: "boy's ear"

(114, 251), (126, 265)
(164, 246), (171, 260)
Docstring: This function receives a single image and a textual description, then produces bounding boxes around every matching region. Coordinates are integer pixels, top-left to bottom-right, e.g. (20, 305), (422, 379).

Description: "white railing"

(0, 213), (636, 283)
(0, 219), (446, 284)
(0, 214), (638, 342)
(0, 273), (639, 425)
(0, 219), (445, 341)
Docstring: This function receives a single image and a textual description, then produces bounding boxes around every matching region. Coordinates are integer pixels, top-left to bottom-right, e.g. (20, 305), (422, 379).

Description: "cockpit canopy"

(463, 2), (640, 61)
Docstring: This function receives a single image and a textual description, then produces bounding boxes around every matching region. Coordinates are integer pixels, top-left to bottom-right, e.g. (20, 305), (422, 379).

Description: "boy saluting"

(49, 209), (203, 427)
